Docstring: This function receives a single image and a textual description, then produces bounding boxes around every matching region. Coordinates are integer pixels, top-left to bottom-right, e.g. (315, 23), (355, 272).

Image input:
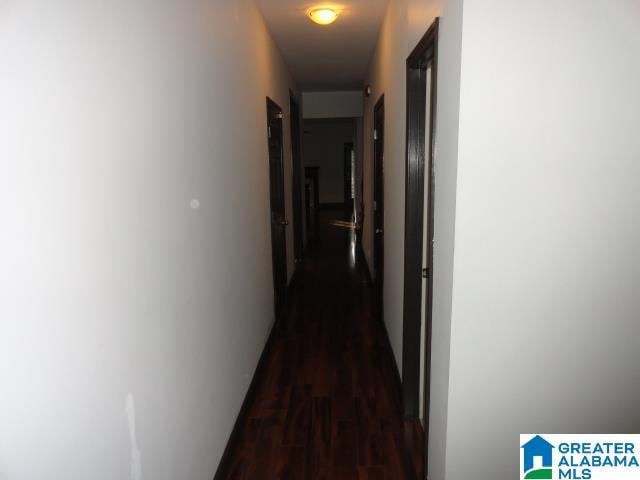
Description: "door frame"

(289, 90), (304, 265)
(373, 95), (385, 322)
(266, 96), (288, 319)
(343, 142), (354, 212)
(400, 18), (439, 471)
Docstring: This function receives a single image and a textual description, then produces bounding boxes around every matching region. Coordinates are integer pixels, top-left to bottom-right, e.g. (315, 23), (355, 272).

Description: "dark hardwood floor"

(221, 210), (424, 480)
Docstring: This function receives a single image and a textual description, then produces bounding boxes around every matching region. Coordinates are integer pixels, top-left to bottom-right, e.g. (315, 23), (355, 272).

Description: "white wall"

(445, 0), (640, 478)
(362, 2), (463, 478)
(423, 3), (463, 480)
(0, 2), (296, 479)
(303, 119), (355, 204)
(302, 90), (364, 119)
(363, 0), (412, 383)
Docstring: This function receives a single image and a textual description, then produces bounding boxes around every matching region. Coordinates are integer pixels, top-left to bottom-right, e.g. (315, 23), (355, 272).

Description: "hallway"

(3, 2), (640, 479)
(221, 211), (423, 480)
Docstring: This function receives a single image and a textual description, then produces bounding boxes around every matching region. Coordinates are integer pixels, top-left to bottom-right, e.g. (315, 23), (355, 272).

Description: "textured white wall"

(0, 1), (296, 479)
(445, 0), (640, 478)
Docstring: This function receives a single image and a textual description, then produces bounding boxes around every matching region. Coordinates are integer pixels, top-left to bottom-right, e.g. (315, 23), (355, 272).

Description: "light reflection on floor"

(329, 219), (359, 269)
(329, 220), (357, 229)
(348, 227), (357, 268)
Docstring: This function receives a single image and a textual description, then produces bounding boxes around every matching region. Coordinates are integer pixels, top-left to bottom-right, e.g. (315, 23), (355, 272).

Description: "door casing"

(401, 19), (439, 475)
(289, 91), (304, 264)
(266, 97), (288, 319)
(373, 96), (385, 323)
(344, 142), (354, 213)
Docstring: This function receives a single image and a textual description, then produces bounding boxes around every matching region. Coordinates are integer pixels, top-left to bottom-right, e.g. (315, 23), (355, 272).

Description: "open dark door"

(266, 97), (288, 318)
(373, 96), (385, 321)
(290, 92), (304, 265)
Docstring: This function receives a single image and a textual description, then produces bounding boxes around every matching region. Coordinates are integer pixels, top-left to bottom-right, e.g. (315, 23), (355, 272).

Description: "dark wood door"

(266, 97), (288, 318)
(344, 142), (354, 213)
(304, 182), (311, 238)
(373, 96), (385, 320)
(290, 93), (304, 264)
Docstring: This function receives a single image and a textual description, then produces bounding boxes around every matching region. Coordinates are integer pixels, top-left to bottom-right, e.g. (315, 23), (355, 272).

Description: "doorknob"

(376, 228), (383, 234)
(281, 220), (289, 226)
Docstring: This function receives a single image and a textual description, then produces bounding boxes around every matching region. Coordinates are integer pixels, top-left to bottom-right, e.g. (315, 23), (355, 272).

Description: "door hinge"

(422, 267), (429, 279)
(373, 200), (377, 211)
(268, 125), (271, 139)
(373, 129), (378, 140)
(276, 112), (284, 119)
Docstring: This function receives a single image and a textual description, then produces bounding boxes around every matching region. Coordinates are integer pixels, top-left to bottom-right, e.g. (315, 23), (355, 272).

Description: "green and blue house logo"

(521, 434), (640, 479)
(521, 435), (555, 479)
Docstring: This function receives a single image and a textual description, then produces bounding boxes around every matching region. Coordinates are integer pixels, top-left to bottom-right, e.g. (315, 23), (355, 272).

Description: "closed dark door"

(290, 93), (304, 264)
(266, 97), (288, 318)
(373, 96), (385, 320)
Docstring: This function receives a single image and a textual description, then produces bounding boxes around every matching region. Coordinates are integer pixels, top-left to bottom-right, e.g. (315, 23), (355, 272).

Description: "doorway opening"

(401, 19), (439, 475)
(289, 91), (304, 266)
(266, 97), (288, 319)
(302, 117), (362, 238)
(344, 141), (355, 215)
(373, 96), (385, 323)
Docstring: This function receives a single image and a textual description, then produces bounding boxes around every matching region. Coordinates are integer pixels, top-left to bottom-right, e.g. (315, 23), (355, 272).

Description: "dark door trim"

(400, 17), (439, 472)
(266, 97), (288, 320)
(289, 91), (304, 265)
(344, 142), (354, 212)
(373, 95), (385, 323)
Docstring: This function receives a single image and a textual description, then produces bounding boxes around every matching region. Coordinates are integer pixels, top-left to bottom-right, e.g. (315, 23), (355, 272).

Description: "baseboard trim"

(213, 320), (277, 480)
(379, 310), (404, 416)
(358, 244), (374, 286)
(358, 244), (403, 415)
(360, 251), (421, 477)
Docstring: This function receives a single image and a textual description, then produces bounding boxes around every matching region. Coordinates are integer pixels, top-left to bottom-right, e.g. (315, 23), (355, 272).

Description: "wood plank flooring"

(221, 210), (424, 480)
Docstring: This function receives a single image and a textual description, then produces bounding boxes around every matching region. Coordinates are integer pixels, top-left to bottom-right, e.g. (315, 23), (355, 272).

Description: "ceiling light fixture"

(308, 7), (339, 25)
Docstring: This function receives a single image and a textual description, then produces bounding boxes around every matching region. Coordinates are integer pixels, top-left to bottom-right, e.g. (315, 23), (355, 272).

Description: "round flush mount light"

(308, 7), (339, 25)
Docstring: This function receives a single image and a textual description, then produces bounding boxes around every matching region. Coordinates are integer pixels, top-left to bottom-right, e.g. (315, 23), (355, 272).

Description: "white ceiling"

(255, 0), (389, 91)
